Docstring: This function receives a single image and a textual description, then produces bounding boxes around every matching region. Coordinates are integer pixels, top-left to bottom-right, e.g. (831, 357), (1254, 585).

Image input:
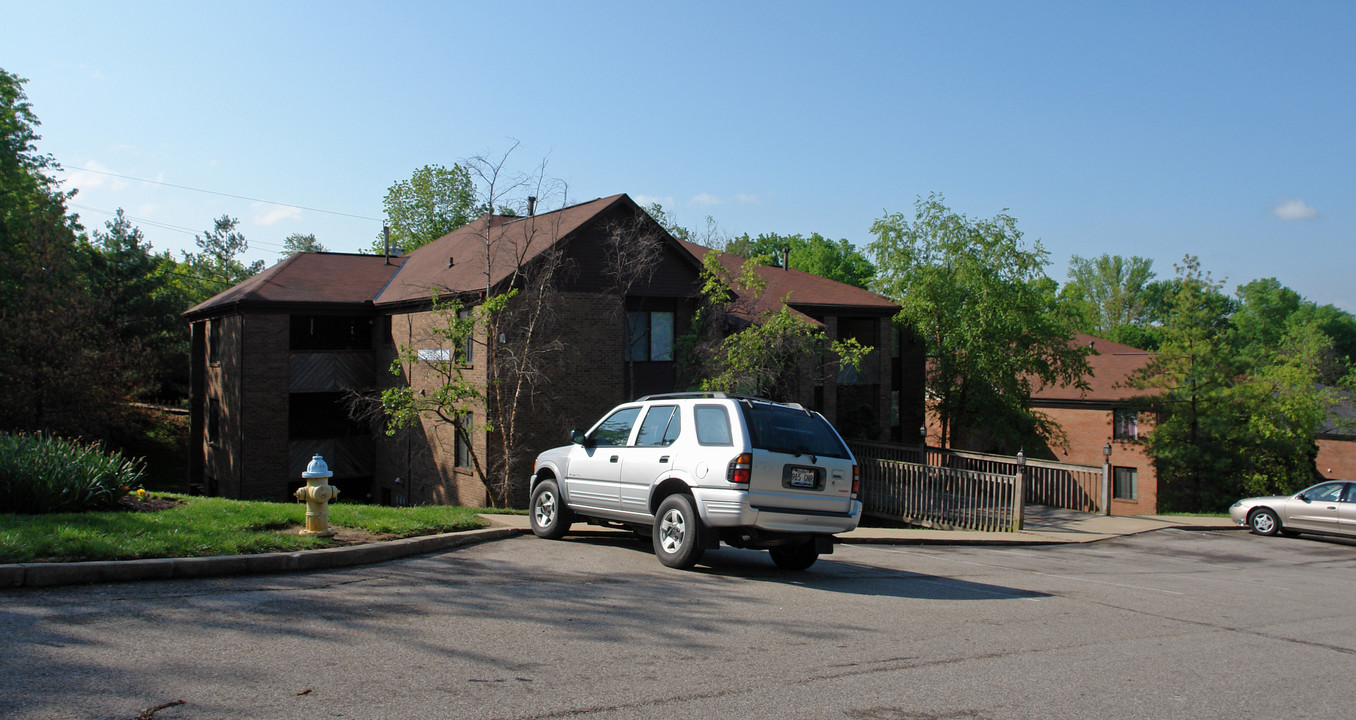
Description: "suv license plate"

(789, 467), (817, 488)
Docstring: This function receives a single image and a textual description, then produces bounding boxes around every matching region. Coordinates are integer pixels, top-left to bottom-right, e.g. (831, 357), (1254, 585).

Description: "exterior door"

(1286, 482), (1345, 532)
(619, 404), (682, 516)
(564, 406), (640, 512)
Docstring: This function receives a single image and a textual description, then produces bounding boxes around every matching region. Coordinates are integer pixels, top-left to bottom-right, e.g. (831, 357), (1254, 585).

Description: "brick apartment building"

(184, 194), (923, 506)
(1029, 334), (1159, 514)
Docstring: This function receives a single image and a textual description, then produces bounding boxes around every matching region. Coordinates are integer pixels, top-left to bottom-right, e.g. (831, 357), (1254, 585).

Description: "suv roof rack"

(636, 392), (806, 411)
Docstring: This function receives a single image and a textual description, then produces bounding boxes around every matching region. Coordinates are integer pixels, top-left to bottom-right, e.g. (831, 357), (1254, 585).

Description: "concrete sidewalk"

(480, 507), (1240, 546)
(0, 509), (1237, 589)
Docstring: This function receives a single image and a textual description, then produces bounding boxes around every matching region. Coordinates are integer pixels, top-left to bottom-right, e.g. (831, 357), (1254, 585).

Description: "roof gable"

(375, 194), (632, 307)
(183, 252), (406, 318)
(1032, 333), (1155, 403)
(677, 240), (898, 323)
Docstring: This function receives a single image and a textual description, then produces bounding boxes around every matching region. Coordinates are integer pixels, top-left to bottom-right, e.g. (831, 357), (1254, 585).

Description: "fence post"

(1012, 450), (1025, 531)
(1101, 442), (1112, 516)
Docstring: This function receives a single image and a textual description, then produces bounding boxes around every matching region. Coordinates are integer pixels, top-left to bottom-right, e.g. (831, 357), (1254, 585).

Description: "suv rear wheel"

(653, 494), (705, 569)
(769, 540), (819, 571)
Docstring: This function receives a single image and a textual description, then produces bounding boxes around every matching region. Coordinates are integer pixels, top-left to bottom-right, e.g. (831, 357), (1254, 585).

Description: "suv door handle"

(659, 456), (670, 463)
(610, 455), (619, 463)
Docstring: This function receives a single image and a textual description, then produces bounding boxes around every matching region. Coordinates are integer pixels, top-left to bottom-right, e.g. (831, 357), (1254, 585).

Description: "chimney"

(527, 196), (537, 216)
(782, 246), (790, 271)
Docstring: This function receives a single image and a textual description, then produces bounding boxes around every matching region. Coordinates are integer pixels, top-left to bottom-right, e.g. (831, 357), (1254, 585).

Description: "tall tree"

(178, 215), (264, 302)
(1063, 254), (1157, 338)
(372, 163), (476, 254)
(0, 69), (129, 436)
(725, 232), (876, 289)
(280, 232), (326, 256)
(868, 193), (1089, 452)
(81, 208), (191, 401)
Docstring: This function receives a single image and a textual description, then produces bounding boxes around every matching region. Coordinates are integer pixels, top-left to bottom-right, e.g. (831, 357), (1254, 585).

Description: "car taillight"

(851, 464), (860, 497)
(728, 453), (752, 485)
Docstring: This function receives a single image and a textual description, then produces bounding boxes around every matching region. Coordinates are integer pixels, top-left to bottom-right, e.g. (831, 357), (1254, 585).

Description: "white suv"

(528, 393), (862, 570)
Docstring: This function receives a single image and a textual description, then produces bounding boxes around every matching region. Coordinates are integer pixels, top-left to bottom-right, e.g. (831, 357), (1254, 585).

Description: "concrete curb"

(0, 527), (525, 589)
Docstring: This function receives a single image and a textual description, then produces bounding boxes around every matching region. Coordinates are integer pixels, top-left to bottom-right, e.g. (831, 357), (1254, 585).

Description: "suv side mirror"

(570, 429), (587, 445)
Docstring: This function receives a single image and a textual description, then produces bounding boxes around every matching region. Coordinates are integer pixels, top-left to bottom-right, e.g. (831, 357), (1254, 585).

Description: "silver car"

(528, 392), (862, 570)
(1229, 480), (1356, 538)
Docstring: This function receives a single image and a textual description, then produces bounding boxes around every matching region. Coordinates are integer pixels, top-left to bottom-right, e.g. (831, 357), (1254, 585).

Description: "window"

(1114, 409), (1138, 441)
(1113, 466), (1138, 501)
(289, 393), (366, 439)
(626, 311), (675, 362)
(207, 398), (221, 445)
(458, 308), (474, 365)
(1305, 482), (1344, 502)
(746, 402), (851, 458)
(208, 320), (222, 365)
(636, 405), (681, 447)
(591, 407), (641, 446)
(454, 413), (472, 469)
(694, 405), (733, 446)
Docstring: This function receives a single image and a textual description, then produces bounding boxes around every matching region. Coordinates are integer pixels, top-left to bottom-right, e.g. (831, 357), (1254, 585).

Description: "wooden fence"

(849, 441), (1105, 531)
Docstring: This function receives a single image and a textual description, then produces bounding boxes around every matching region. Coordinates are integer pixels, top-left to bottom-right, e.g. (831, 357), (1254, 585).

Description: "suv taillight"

(728, 453), (752, 485)
(851, 464), (860, 498)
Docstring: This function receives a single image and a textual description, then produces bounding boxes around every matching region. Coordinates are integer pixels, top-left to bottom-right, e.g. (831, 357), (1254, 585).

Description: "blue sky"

(8, 1), (1354, 309)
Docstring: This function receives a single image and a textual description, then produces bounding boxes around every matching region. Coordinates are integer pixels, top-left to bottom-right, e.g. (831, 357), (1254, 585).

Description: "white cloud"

(1274, 199), (1319, 220)
(734, 193), (761, 206)
(254, 202), (301, 226)
(633, 194), (674, 208)
(691, 192), (723, 207)
(65, 160), (127, 191)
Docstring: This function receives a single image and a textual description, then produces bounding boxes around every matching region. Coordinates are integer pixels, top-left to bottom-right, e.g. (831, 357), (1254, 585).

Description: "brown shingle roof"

(375, 194), (628, 307)
(677, 240), (897, 323)
(1032, 333), (1155, 403)
(183, 252), (406, 318)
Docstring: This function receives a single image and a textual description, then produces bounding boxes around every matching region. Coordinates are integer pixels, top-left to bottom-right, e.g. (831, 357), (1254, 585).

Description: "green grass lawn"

(0, 494), (496, 564)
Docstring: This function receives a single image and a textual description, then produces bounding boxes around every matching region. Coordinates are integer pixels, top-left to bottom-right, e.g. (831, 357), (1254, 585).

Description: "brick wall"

(1316, 437), (1356, 481)
(239, 313), (292, 499)
(1038, 405), (1158, 515)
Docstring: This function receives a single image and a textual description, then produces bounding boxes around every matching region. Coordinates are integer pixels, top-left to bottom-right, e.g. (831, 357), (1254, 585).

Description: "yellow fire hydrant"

(295, 454), (340, 537)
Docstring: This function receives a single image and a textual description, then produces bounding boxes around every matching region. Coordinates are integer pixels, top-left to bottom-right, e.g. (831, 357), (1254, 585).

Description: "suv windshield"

(743, 403), (850, 459)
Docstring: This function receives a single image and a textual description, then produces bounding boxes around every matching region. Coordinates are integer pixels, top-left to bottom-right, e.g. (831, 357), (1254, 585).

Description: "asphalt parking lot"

(3, 528), (1353, 719)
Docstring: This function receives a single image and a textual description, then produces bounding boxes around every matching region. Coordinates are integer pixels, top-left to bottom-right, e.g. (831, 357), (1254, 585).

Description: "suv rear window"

(743, 403), (850, 459)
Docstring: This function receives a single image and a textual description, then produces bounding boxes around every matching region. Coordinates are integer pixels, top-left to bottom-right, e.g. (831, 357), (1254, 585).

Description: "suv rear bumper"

(693, 488), (862, 534)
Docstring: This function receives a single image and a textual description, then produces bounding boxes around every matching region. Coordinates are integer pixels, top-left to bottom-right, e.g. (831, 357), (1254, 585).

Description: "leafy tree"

(280, 232), (326, 256)
(867, 193), (1089, 453)
(688, 250), (868, 402)
(372, 163), (476, 254)
(644, 202), (690, 241)
(1132, 257), (1337, 511)
(1061, 253), (1157, 340)
(725, 232), (875, 289)
(0, 69), (130, 436)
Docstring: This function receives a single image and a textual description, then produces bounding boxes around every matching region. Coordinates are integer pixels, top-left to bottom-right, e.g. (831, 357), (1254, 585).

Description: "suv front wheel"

(653, 494), (705, 569)
(530, 479), (573, 539)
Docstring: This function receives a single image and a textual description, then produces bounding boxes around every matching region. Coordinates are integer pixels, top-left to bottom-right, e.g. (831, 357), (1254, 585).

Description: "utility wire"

(59, 166), (383, 222)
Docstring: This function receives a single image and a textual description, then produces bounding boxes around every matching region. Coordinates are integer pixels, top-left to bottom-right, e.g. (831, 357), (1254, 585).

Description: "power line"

(59, 166), (383, 222)
(72, 203), (289, 251)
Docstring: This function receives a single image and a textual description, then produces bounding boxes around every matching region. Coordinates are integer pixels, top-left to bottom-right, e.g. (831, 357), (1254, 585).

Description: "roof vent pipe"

(527, 196), (537, 216)
(384, 225), (392, 265)
(782, 246), (790, 271)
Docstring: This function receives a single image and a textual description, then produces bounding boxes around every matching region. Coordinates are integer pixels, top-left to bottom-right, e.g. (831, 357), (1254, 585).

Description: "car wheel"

(1249, 508), (1281, 536)
(530, 480), (573, 539)
(653, 494), (705, 569)
(769, 541), (819, 571)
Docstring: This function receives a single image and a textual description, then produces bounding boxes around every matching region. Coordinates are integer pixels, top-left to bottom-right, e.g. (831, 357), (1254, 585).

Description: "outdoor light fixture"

(1103, 442), (1112, 459)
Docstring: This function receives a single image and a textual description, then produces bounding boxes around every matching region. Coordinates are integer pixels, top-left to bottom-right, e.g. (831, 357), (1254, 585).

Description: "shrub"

(0, 433), (146, 514)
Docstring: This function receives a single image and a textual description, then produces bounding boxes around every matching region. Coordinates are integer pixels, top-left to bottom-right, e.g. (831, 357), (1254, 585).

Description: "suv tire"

(653, 494), (705, 569)
(530, 479), (573, 539)
(769, 541), (819, 571)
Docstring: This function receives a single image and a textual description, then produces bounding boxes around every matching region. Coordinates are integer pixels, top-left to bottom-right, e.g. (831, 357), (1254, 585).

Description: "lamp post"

(1101, 442), (1112, 516)
(918, 424), (928, 465)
